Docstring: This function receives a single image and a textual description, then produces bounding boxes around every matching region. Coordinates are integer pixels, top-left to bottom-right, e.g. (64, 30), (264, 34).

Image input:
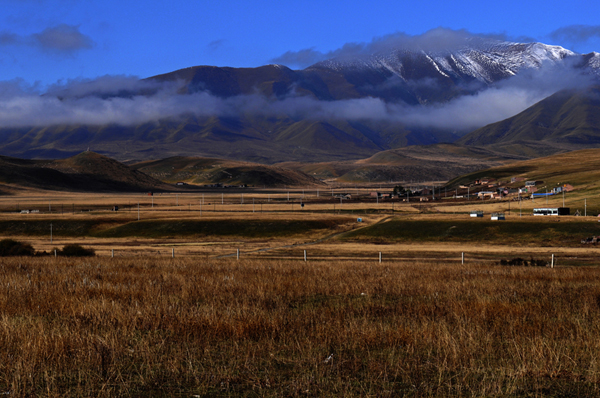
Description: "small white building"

(491, 212), (505, 220)
(470, 210), (484, 218)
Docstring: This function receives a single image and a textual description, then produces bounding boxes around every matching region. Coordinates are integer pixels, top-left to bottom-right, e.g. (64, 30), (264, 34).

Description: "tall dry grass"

(0, 257), (599, 396)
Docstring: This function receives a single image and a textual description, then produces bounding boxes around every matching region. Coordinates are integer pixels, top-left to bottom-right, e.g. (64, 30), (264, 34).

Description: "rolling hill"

(280, 143), (525, 182)
(131, 156), (326, 187)
(0, 151), (171, 193)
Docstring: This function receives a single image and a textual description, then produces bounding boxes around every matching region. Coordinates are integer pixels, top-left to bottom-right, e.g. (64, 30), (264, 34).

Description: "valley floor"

(1, 189), (600, 396)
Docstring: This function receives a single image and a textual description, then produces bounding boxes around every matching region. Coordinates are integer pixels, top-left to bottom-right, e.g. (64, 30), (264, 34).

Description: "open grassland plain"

(1, 257), (600, 397)
(1, 191), (600, 263)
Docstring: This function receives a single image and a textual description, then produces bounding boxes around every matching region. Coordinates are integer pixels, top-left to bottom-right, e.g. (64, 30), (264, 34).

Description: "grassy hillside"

(0, 151), (170, 192)
(132, 156), (326, 187)
(442, 148), (600, 216)
(282, 143), (523, 182)
(446, 148), (600, 189)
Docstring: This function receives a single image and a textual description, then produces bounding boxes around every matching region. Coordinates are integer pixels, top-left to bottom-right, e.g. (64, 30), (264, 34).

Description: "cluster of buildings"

(466, 178), (574, 201)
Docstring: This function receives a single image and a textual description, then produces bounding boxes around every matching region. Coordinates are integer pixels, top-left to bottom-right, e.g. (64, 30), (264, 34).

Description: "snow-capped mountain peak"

(309, 39), (577, 85)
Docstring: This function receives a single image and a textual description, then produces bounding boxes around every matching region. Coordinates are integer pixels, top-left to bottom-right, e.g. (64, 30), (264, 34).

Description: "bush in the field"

(59, 244), (95, 257)
(0, 239), (35, 256)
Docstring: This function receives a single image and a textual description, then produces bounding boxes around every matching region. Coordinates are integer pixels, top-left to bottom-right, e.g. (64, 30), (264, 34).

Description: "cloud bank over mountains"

(0, 63), (591, 132)
(0, 28), (596, 133)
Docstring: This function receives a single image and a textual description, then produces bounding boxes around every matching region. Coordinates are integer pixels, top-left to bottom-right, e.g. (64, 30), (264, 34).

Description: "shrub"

(0, 239), (35, 256)
(500, 257), (547, 267)
(59, 244), (95, 257)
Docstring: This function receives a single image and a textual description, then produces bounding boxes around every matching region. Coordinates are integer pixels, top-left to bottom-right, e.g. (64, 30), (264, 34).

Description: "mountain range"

(0, 37), (600, 165)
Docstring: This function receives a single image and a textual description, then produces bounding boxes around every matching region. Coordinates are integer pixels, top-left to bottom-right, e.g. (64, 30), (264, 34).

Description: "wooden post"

(379, 252), (382, 263)
(551, 254), (554, 268)
(111, 249), (114, 258)
(237, 248), (239, 260)
(54, 249), (57, 258)
(304, 250), (307, 262)
(172, 248), (174, 258)
(461, 252), (464, 265)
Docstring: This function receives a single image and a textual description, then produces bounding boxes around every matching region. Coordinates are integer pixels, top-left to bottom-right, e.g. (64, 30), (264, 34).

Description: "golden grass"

(0, 257), (600, 396)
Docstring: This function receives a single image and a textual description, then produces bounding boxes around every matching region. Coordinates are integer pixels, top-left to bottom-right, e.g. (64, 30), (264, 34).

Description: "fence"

(81, 248), (573, 267)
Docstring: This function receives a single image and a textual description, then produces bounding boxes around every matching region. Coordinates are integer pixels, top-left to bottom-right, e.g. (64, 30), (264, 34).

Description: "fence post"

(379, 252), (382, 263)
(172, 248), (174, 258)
(461, 252), (464, 265)
(111, 249), (114, 258)
(304, 250), (307, 262)
(551, 254), (554, 268)
(54, 249), (57, 258)
(237, 248), (239, 260)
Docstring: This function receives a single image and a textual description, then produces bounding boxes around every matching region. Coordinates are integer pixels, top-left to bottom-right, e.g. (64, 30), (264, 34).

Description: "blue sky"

(2, 0), (600, 88)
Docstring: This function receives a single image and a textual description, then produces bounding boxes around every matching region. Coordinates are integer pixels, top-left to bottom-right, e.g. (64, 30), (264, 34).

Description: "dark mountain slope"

(458, 86), (600, 149)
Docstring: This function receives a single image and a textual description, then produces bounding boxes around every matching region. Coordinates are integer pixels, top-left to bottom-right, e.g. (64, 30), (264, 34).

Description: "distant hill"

(0, 151), (171, 192)
(132, 156), (326, 187)
(280, 143), (524, 182)
(458, 86), (600, 154)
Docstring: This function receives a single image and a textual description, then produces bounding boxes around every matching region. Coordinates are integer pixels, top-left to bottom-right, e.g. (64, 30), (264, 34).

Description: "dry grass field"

(2, 187), (600, 396)
(1, 257), (600, 397)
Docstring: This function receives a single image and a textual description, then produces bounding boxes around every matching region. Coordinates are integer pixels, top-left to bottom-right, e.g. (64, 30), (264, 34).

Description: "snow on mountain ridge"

(309, 40), (577, 85)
